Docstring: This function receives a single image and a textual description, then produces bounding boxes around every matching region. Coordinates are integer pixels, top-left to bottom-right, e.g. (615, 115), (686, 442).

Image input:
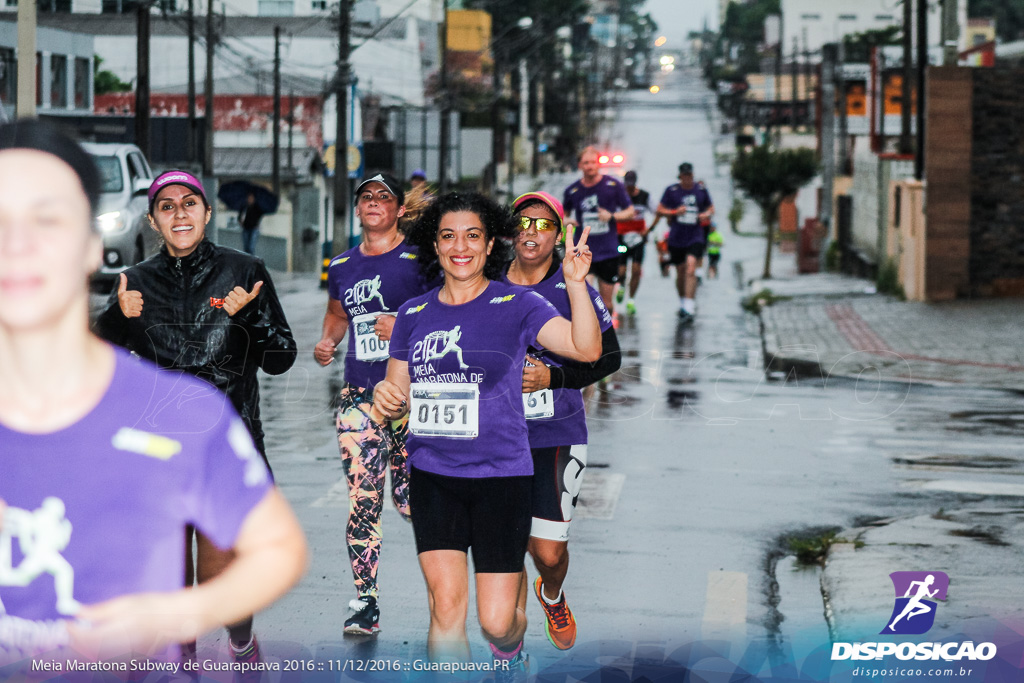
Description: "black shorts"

(530, 444), (587, 542)
(618, 237), (647, 267)
(668, 243), (705, 265)
(708, 253), (721, 266)
(409, 466), (532, 573)
(589, 255), (621, 285)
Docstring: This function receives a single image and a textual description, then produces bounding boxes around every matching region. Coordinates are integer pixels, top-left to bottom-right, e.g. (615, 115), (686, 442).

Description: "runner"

(370, 192), (601, 675)
(94, 167), (297, 664)
(313, 172), (433, 635)
(656, 162), (715, 323)
(707, 223), (724, 279)
(0, 119), (307, 664)
(562, 147), (635, 312)
(505, 192), (621, 650)
(615, 171), (660, 315)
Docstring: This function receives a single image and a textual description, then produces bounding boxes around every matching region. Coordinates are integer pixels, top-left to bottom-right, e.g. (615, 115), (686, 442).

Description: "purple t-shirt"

(659, 183), (714, 248)
(327, 242), (431, 390)
(504, 265), (613, 448)
(389, 280), (560, 478)
(563, 176), (633, 262)
(0, 348), (271, 659)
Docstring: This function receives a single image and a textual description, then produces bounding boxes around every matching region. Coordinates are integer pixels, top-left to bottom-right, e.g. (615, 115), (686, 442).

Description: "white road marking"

(701, 570), (748, 641)
(575, 472), (626, 520)
(310, 478), (348, 508)
(913, 480), (1024, 497)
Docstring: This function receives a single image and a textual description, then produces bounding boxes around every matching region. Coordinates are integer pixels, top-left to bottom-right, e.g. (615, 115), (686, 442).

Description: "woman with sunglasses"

(504, 192), (621, 651)
(369, 193), (601, 672)
(0, 120), (306, 664)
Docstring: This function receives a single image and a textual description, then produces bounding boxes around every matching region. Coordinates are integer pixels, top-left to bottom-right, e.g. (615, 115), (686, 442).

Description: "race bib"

(410, 382), (479, 438)
(352, 312), (391, 362)
(679, 207), (698, 225)
(523, 389), (555, 419)
(582, 210), (610, 235)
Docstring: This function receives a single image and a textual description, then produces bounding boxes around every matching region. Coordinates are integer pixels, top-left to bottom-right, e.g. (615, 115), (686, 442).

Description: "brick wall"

(970, 69), (1024, 296)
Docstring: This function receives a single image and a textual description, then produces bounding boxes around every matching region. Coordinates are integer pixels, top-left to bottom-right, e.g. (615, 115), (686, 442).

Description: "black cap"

(679, 162), (694, 175)
(0, 119), (100, 216)
(624, 170), (637, 183)
(354, 172), (405, 206)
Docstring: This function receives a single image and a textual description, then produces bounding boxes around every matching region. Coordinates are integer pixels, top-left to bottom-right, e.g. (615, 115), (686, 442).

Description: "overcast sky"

(644, 0), (720, 46)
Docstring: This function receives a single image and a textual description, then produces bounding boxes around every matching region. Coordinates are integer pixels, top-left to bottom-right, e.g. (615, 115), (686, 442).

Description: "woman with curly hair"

(370, 193), (602, 672)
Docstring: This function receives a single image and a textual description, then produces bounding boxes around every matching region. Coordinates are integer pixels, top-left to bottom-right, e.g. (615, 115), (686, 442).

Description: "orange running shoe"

(534, 576), (576, 650)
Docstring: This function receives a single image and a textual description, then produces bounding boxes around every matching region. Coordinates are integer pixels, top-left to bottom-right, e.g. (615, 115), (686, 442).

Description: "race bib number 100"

(352, 312), (391, 362)
(410, 383), (479, 438)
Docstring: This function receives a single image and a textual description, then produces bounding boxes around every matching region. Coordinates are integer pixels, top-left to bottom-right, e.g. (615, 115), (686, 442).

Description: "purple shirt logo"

(881, 571), (949, 635)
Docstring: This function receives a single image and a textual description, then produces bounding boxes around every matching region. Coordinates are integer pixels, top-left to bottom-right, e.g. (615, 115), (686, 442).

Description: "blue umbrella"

(218, 180), (279, 214)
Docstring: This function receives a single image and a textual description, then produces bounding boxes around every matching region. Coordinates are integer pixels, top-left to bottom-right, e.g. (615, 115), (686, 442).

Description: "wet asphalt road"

(91, 67), (1024, 676)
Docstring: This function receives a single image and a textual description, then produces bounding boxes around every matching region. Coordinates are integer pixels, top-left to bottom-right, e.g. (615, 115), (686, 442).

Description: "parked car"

(83, 142), (158, 286)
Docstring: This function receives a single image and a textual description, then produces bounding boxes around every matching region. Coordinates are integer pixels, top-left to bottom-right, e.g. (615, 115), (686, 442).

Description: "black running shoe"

(344, 596), (380, 635)
(229, 634), (264, 683)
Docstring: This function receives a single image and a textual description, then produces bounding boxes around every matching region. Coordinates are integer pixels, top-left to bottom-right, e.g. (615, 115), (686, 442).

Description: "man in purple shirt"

(656, 162), (715, 323)
(562, 147), (635, 312)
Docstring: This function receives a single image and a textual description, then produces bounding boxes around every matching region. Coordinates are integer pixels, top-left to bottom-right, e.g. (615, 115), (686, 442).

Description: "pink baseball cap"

(512, 191), (565, 230)
(148, 170), (207, 212)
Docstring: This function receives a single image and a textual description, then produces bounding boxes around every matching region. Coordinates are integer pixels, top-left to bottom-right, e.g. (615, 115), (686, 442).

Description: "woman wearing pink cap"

(95, 169), (297, 665)
(504, 191), (621, 652)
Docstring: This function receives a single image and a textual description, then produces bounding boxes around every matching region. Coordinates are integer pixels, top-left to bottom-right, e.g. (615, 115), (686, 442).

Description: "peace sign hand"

(224, 281), (264, 317)
(561, 224), (592, 283)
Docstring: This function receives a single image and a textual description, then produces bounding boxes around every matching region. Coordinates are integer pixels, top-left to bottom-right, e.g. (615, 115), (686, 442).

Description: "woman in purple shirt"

(0, 120), (307, 664)
(371, 193), (601, 671)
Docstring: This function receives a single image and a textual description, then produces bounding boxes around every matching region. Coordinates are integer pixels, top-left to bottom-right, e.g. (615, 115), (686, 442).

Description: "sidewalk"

(749, 269), (1024, 392)
(740, 247), (1024, 655)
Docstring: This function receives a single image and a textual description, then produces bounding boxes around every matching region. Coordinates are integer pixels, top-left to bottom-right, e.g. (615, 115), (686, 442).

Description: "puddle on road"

(946, 410), (1024, 436)
(893, 454), (1020, 470)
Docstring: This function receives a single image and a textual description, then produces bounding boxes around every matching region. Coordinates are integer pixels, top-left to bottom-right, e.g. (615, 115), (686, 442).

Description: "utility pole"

(187, 0), (196, 164)
(287, 91), (295, 172)
(203, 0), (215, 175)
(332, 0), (352, 257)
(15, 0), (35, 118)
(791, 37), (799, 132)
(438, 0), (449, 193)
(272, 25), (281, 197)
(136, 2), (151, 159)
(941, 0), (959, 65)
(820, 44), (837, 236)
(837, 41), (849, 174)
(900, 0), (913, 155)
(915, 0), (927, 180)
(774, 14), (783, 143)
(531, 77), (543, 178)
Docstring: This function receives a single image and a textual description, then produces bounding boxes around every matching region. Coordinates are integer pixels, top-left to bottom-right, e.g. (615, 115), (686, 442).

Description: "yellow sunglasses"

(516, 216), (560, 232)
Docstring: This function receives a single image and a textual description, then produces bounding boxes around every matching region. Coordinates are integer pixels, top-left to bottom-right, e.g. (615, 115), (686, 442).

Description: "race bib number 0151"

(352, 312), (391, 362)
(410, 383), (479, 438)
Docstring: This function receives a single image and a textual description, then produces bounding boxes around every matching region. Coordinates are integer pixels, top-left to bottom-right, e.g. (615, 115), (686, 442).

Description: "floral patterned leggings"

(336, 384), (412, 601)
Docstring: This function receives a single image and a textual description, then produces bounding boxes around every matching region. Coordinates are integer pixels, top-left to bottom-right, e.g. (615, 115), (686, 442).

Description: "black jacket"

(94, 239), (296, 458)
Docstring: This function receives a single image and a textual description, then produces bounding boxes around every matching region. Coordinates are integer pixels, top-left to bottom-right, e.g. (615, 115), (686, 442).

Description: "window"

(800, 13), (821, 20)
(875, 14), (894, 21)
(311, 0), (326, 9)
(91, 156), (124, 193)
(102, 0), (140, 13)
(838, 14), (857, 21)
(50, 54), (67, 108)
(74, 57), (89, 109)
(258, 0), (293, 16)
(35, 52), (41, 107)
(0, 48), (15, 109)
(128, 152), (152, 181)
(38, 0), (72, 11)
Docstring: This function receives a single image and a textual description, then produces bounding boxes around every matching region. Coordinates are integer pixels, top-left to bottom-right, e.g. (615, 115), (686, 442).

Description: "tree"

(842, 26), (902, 63)
(94, 56), (132, 95)
(969, 0), (1024, 42)
(732, 145), (818, 279)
